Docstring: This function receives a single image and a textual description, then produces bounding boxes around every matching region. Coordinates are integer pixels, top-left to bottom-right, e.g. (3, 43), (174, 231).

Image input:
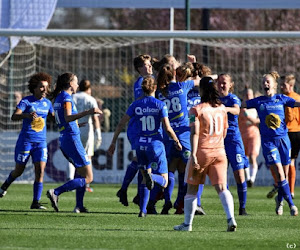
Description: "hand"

(90, 107), (103, 115)
(187, 54), (196, 63)
(174, 140), (182, 151)
(107, 143), (115, 156)
(30, 112), (38, 119)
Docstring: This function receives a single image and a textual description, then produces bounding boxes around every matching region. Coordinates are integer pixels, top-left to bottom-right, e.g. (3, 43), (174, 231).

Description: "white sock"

(68, 162), (75, 180)
(219, 190), (235, 220)
(244, 167), (250, 181)
(250, 164), (258, 183)
(184, 194), (197, 225)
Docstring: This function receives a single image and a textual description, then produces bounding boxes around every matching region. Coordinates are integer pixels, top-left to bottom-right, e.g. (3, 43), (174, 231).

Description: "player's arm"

(11, 107), (37, 121)
(190, 116), (200, 168)
(161, 117), (182, 151)
(64, 101), (102, 123)
(226, 104), (240, 115)
(107, 114), (131, 156)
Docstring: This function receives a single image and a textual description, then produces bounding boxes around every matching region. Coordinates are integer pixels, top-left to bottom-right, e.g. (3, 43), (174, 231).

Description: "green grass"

(0, 184), (299, 250)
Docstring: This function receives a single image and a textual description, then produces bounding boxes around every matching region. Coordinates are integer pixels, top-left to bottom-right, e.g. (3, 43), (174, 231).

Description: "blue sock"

(121, 161), (138, 191)
(237, 181), (247, 209)
(197, 184), (204, 207)
(74, 173), (86, 208)
(151, 174), (167, 187)
(1, 172), (16, 190)
(54, 177), (86, 196)
(33, 182), (43, 202)
(278, 180), (294, 207)
(149, 184), (161, 202)
(139, 183), (149, 214)
(164, 172), (175, 202)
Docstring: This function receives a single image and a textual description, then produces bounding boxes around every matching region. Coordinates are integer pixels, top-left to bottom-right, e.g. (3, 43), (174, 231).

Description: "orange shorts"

(241, 129), (261, 157)
(185, 148), (227, 186)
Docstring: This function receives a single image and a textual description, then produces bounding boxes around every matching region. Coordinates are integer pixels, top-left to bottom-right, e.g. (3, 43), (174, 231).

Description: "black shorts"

(288, 131), (300, 159)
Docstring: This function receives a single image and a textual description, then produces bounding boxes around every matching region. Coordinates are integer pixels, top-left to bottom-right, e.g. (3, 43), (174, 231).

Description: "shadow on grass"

(0, 209), (137, 215)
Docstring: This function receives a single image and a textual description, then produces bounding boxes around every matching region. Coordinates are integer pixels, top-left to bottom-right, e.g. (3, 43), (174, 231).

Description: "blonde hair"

(281, 74), (296, 87)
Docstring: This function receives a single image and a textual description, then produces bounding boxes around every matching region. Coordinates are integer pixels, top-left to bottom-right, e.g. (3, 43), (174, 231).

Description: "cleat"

(291, 193), (294, 199)
(267, 185), (278, 199)
(86, 187), (94, 192)
(116, 189), (128, 206)
(30, 201), (47, 210)
(174, 223), (192, 231)
(46, 189), (59, 212)
(247, 180), (253, 188)
(161, 201), (173, 215)
(227, 218), (237, 232)
(138, 211), (146, 217)
(73, 206), (89, 213)
(290, 205), (298, 216)
(147, 200), (158, 215)
(0, 188), (7, 198)
(132, 194), (140, 206)
(239, 208), (248, 216)
(275, 195), (283, 215)
(195, 205), (206, 215)
(143, 170), (154, 190)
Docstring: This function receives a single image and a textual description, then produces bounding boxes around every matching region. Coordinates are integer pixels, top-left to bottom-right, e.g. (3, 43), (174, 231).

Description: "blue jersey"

(126, 96), (168, 141)
(17, 96), (53, 143)
(133, 76), (144, 100)
(157, 80), (194, 134)
(219, 93), (241, 136)
(53, 91), (80, 136)
(246, 94), (296, 139)
(187, 87), (201, 111)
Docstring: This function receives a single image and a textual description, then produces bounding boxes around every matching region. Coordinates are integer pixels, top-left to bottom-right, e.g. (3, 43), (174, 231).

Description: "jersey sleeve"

(283, 95), (296, 108)
(48, 100), (54, 114)
(246, 98), (257, 109)
(232, 95), (241, 107)
(161, 103), (168, 118)
(126, 103), (135, 118)
(16, 98), (28, 112)
(183, 80), (195, 92)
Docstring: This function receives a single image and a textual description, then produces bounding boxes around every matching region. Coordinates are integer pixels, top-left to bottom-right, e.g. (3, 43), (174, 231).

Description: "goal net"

(0, 30), (300, 185)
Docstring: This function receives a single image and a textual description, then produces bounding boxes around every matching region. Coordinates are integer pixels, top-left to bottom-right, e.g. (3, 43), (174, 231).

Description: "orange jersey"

(285, 91), (300, 132)
(189, 103), (228, 149)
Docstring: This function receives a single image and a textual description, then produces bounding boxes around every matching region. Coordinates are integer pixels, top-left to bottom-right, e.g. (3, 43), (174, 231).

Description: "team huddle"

(0, 53), (299, 232)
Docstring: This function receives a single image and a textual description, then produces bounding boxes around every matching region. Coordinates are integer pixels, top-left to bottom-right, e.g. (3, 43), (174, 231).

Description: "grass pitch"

(0, 184), (299, 250)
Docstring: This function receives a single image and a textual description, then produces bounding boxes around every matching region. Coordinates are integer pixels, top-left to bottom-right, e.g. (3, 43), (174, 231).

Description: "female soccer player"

(154, 62), (200, 214)
(244, 71), (299, 216)
(280, 74), (300, 199)
(116, 54), (153, 207)
(174, 77), (237, 232)
(239, 87), (261, 187)
(0, 72), (54, 209)
(46, 72), (102, 212)
(217, 73), (249, 216)
(107, 76), (182, 217)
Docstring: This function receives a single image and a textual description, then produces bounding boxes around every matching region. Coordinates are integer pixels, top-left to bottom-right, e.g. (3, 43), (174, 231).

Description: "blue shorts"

(165, 131), (191, 164)
(127, 132), (138, 151)
(15, 137), (47, 165)
(224, 134), (249, 171)
(261, 135), (291, 166)
(59, 134), (90, 168)
(136, 139), (168, 174)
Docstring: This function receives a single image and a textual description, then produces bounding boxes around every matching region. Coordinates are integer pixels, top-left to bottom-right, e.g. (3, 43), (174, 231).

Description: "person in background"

(0, 72), (54, 210)
(47, 72), (102, 213)
(239, 87), (261, 187)
(243, 71), (299, 216)
(217, 73), (249, 216)
(108, 76), (182, 217)
(280, 74), (300, 199)
(72, 79), (102, 193)
(174, 77), (237, 232)
(116, 54), (153, 207)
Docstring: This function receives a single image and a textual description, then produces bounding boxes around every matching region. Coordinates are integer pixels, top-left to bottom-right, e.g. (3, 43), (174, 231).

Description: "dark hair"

(79, 79), (91, 92)
(142, 76), (155, 95)
(28, 72), (52, 94)
(192, 63), (212, 78)
(156, 63), (174, 97)
(50, 72), (75, 100)
(133, 54), (151, 73)
(200, 77), (221, 107)
(152, 54), (174, 72)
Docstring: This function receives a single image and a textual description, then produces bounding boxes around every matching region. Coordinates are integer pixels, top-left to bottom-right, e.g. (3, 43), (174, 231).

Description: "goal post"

(1, 29), (300, 185)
